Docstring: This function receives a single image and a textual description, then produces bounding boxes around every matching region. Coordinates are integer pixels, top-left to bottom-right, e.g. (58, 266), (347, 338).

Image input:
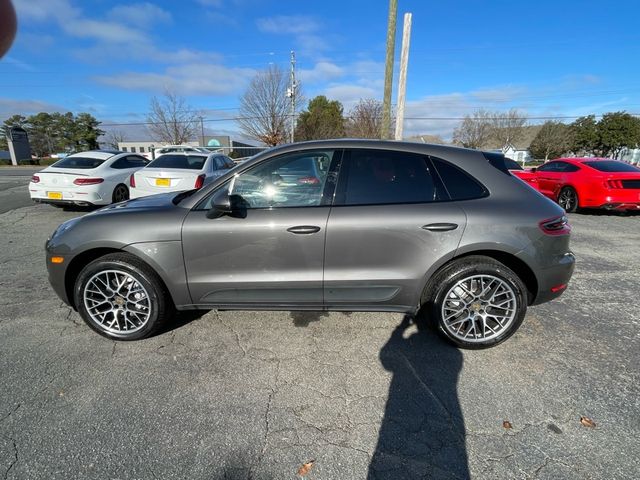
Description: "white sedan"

(129, 152), (235, 199)
(29, 150), (148, 207)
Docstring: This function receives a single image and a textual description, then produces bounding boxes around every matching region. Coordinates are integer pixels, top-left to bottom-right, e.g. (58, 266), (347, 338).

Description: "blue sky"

(2, 0), (640, 140)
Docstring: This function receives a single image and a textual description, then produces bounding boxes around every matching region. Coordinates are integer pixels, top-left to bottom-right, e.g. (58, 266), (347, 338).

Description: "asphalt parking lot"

(0, 172), (639, 479)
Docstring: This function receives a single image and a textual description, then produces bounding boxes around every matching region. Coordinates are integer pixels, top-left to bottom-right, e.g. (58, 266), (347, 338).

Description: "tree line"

(0, 112), (103, 158)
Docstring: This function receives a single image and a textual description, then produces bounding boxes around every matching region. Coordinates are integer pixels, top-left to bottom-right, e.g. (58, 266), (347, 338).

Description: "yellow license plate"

(47, 191), (63, 200)
(155, 178), (170, 187)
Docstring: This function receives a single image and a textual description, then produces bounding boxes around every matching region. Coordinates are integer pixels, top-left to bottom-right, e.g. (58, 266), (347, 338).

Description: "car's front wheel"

(424, 256), (527, 349)
(74, 253), (174, 340)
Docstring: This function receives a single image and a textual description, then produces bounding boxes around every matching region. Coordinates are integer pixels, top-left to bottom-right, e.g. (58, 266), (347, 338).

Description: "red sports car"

(504, 157), (539, 189)
(531, 157), (640, 212)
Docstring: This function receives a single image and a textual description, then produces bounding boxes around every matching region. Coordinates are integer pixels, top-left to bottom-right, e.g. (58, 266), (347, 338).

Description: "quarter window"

(339, 149), (442, 206)
(431, 157), (487, 200)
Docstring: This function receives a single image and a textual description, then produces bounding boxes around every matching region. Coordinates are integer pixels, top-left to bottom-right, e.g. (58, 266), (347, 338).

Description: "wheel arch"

(421, 249), (539, 307)
(64, 246), (180, 310)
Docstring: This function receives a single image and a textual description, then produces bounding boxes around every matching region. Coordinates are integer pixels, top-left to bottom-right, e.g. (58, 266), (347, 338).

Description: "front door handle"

(287, 225), (321, 235)
(421, 223), (458, 232)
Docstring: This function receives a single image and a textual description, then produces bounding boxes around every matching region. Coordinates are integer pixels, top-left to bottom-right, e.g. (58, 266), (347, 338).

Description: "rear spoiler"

(483, 151), (510, 176)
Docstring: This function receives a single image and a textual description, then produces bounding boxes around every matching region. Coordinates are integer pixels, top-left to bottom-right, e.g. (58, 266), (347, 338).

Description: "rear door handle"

(287, 225), (321, 235)
(421, 223), (458, 232)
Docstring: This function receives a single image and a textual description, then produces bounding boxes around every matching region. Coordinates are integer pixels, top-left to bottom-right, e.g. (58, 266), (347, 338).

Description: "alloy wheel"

(440, 274), (517, 343)
(83, 269), (151, 334)
(113, 185), (129, 203)
(558, 188), (577, 212)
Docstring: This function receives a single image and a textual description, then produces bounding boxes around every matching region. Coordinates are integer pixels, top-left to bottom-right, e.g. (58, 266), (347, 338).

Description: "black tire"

(74, 253), (174, 340)
(112, 184), (129, 203)
(421, 256), (528, 349)
(557, 186), (578, 213)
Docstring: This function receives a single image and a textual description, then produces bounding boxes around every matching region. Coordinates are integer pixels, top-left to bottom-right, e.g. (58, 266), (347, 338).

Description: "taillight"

(73, 178), (104, 185)
(31, 175), (40, 183)
(605, 179), (623, 189)
(298, 176), (320, 185)
(129, 174), (136, 188)
(194, 174), (206, 189)
(539, 215), (571, 236)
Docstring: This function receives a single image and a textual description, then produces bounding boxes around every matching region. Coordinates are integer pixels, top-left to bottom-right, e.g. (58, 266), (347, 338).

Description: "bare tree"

(103, 129), (127, 149)
(146, 90), (199, 145)
(346, 99), (384, 139)
(452, 109), (493, 149)
(237, 65), (290, 146)
(490, 108), (528, 148)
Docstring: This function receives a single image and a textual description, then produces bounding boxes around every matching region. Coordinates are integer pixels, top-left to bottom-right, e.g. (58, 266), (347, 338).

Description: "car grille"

(622, 180), (640, 189)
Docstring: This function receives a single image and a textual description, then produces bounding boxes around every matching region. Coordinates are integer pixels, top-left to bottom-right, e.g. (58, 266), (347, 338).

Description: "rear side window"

(431, 157), (487, 200)
(339, 149), (443, 206)
(146, 154), (207, 170)
(583, 160), (640, 172)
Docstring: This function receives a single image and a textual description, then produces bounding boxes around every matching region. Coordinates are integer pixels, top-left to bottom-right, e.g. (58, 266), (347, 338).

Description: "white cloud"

(108, 3), (173, 27)
(0, 98), (66, 119)
(322, 84), (379, 110)
(256, 15), (321, 35)
(95, 63), (256, 95)
(299, 62), (344, 84)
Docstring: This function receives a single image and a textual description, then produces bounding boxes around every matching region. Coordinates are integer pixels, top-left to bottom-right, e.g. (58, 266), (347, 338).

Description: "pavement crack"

(398, 352), (465, 442)
(248, 389), (274, 480)
(3, 437), (18, 480)
(0, 404), (20, 425)
(216, 311), (247, 358)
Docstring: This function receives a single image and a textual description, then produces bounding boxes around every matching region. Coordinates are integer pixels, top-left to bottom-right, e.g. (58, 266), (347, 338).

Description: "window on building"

(139, 146), (145, 153)
(130, 147), (136, 153)
(122, 147), (128, 152)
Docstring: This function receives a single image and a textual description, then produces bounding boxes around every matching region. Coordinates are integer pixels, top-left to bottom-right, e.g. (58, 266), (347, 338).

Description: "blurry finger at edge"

(0, 0), (17, 59)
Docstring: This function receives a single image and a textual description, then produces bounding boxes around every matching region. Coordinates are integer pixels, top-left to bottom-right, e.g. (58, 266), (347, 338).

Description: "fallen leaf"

(297, 459), (315, 477)
(580, 416), (596, 428)
(59, 391), (65, 397)
(502, 420), (513, 429)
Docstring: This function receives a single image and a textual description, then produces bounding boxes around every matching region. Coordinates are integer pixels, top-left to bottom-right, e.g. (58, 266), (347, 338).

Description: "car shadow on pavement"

(154, 309), (210, 336)
(368, 314), (469, 480)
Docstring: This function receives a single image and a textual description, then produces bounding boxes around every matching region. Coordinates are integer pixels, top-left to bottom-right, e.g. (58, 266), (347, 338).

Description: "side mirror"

(206, 193), (248, 219)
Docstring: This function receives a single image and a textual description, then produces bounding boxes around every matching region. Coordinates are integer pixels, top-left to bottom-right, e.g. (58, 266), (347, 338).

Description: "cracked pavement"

(0, 178), (639, 479)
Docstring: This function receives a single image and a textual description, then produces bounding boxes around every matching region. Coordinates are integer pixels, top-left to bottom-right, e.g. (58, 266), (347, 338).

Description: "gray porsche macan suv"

(46, 140), (575, 348)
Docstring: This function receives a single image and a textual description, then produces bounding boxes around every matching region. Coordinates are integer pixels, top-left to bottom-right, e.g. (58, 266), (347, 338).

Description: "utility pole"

(394, 13), (412, 141)
(287, 50), (297, 143)
(199, 116), (205, 146)
(381, 0), (398, 140)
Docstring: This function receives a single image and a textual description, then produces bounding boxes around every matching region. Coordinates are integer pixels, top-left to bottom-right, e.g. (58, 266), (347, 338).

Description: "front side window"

(537, 162), (559, 172)
(202, 150), (335, 209)
(338, 149), (442, 206)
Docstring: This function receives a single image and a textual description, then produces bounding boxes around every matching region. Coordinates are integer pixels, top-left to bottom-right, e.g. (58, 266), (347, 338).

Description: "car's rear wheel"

(557, 186), (578, 213)
(423, 256), (527, 349)
(112, 184), (129, 203)
(74, 253), (174, 340)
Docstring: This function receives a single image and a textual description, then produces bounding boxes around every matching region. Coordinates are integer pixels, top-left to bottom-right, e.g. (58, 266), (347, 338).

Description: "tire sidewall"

(74, 257), (162, 340)
(430, 260), (527, 349)
(559, 187), (578, 213)
(112, 184), (129, 203)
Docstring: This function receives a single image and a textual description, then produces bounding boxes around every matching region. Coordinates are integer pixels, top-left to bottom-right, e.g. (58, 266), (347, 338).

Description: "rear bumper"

(530, 251), (576, 305)
(600, 202), (640, 211)
(30, 187), (107, 206)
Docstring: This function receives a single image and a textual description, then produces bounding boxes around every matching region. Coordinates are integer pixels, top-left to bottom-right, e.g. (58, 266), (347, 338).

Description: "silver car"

(46, 140), (575, 348)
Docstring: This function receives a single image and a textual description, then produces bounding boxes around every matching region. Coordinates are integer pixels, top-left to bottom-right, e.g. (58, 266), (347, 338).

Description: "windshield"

(146, 154), (207, 170)
(52, 156), (106, 169)
(583, 161), (640, 172)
